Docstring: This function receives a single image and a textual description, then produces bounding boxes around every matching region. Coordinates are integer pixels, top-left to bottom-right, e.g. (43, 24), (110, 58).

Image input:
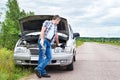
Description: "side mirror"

(73, 33), (80, 38)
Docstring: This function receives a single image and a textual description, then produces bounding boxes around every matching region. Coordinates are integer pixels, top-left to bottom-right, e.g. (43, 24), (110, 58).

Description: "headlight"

(65, 46), (72, 53)
(54, 46), (72, 53)
(14, 47), (27, 53)
(54, 47), (64, 53)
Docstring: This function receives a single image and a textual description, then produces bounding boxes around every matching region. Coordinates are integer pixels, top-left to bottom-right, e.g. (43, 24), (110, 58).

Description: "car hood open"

(19, 15), (69, 35)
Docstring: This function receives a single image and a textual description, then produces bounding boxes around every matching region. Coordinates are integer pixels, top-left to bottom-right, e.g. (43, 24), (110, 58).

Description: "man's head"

(52, 15), (61, 25)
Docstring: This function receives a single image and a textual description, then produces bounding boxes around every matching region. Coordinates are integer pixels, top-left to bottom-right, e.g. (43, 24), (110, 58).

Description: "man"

(34, 15), (61, 78)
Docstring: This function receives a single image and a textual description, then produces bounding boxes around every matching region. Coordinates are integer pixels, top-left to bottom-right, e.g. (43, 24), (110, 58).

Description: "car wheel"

(73, 50), (76, 62)
(66, 59), (74, 71)
(73, 55), (76, 62)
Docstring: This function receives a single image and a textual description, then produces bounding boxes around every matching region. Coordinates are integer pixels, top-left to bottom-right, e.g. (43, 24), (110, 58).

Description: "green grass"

(98, 42), (120, 46)
(76, 39), (84, 47)
(0, 48), (34, 80)
(14, 66), (34, 80)
(76, 37), (120, 46)
(0, 48), (14, 80)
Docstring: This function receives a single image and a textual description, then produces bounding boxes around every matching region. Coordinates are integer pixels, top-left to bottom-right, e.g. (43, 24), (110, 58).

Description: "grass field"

(77, 37), (120, 46)
(98, 42), (120, 46)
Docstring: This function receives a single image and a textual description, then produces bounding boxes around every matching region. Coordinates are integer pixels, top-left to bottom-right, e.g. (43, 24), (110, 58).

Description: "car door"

(69, 25), (75, 51)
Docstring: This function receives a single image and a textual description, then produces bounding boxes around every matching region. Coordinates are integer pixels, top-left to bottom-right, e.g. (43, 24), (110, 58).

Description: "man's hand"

(39, 26), (46, 49)
(40, 39), (44, 46)
(57, 43), (65, 49)
(57, 43), (63, 47)
(55, 33), (59, 45)
(40, 39), (45, 49)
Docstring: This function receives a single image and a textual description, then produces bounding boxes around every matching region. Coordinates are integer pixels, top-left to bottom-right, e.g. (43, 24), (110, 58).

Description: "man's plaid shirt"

(42, 20), (57, 44)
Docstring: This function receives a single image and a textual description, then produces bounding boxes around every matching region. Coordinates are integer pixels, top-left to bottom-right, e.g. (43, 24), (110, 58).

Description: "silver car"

(14, 15), (80, 70)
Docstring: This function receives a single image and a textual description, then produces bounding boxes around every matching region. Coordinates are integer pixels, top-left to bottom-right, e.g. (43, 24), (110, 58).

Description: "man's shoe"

(41, 74), (51, 78)
(34, 69), (41, 78)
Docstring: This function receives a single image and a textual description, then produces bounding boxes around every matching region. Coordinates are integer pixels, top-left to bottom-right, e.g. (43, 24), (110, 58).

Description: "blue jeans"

(35, 39), (52, 75)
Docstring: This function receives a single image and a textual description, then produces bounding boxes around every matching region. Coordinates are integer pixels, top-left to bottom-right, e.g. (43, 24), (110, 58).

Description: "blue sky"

(0, 0), (120, 37)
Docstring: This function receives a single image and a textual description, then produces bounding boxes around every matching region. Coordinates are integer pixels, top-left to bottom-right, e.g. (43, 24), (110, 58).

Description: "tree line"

(0, 0), (34, 50)
(77, 37), (120, 46)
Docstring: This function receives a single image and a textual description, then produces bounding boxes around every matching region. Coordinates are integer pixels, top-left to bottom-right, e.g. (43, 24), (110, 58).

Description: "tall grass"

(0, 48), (34, 80)
(0, 48), (14, 80)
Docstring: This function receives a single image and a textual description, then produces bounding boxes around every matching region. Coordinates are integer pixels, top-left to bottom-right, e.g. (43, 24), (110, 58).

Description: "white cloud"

(0, 0), (120, 37)
(78, 26), (120, 37)
(0, 0), (7, 21)
(94, 7), (120, 23)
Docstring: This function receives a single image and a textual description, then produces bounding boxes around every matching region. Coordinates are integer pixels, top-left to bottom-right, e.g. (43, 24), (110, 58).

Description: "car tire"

(66, 59), (74, 71)
(73, 50), (76, 62)
(73, 55), (76, 62)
